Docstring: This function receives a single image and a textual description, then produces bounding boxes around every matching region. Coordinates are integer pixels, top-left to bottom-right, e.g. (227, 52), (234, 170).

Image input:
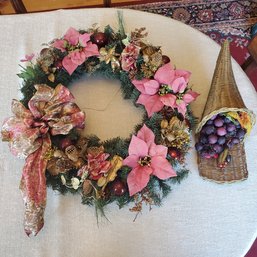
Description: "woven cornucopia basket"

(196, 40), (256, 183)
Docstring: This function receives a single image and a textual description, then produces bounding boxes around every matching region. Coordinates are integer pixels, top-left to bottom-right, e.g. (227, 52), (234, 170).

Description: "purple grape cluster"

(195, 114), (246, 159)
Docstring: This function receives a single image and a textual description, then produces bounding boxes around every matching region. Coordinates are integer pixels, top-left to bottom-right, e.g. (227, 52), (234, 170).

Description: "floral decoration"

(121, 43), (140, 73)
(80, 146), (111, 181)
(52, 27), (99, 75)
(133, 63), (199, 117)
(20, 53), (35, 62)
(124, 125), (176, 196)
(1, 12), (198, 236)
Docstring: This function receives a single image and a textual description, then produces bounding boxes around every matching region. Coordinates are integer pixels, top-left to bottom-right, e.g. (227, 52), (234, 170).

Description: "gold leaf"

(95, 190), (102, 199)
(169, 116), (178, 126)
(161, 119), (168, 129)
(48, 73), (55, 82)
(97, 176), (107, 187)
(74, 157), (85, 169)
(111, 60), (120, 71)
(99, 47), (107, 56)
(41, 65), (49, 73)
(101, 155), (123, 191)
(99, 46), (120, 70)
(218, 148), (228, 166)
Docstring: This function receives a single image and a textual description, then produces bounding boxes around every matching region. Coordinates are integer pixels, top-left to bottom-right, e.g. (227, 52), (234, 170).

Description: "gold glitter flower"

(160, 116), (190, 150)
(99, 46), (120, 70)
(141, 45), (162, 78)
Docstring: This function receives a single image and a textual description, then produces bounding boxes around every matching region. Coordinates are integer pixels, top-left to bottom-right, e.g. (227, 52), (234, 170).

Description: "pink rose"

(121, 44), (140, 72)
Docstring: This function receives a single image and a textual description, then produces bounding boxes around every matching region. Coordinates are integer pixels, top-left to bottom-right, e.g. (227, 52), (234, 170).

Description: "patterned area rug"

(125, 0), (257, 90)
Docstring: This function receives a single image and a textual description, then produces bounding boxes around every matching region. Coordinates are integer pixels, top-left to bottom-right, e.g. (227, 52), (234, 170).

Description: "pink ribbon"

(1, 84), (85, 236)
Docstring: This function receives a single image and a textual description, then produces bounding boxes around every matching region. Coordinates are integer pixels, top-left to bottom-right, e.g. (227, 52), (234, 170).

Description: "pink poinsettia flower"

(133, 63), (199, 117)
(121, 43), (140, 72)
(52, 27), (99, 75)
(20, 53), (35, 62)
(123, 124), (176, 196)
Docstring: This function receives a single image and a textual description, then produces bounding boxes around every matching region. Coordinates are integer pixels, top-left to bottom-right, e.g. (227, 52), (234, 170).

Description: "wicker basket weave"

(196, 40), (256, 183)
(198, 143), (248, 183)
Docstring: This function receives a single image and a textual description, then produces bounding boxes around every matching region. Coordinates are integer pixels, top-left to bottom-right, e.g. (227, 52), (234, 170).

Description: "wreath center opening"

(69, 76), (144, 140)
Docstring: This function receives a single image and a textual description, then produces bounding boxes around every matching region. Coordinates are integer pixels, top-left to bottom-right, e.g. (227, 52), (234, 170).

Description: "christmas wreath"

(1, 13), (199, 236)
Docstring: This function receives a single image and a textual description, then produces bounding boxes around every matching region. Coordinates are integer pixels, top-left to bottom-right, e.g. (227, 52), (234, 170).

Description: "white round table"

(0, 8), (257, 257)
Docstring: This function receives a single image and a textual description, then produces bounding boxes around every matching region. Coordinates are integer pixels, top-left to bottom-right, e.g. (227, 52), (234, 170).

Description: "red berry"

(184, 118), (190, 127)
(169, 148), (179, 159)
(162, 55), (170, 64)
(213, 153), (219, 159)
(55, 60), (63, 69)
(112, 180), (127, 196)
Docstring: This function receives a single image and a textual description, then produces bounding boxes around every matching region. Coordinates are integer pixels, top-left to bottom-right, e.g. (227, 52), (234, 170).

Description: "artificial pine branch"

(117, 11), (126, 39)
(170, 168), (189, 184)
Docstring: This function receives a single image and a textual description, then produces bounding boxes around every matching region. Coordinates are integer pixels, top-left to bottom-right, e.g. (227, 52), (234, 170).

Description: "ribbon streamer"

(1, 84), (85, 236)
(20, 135), (51, 236)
